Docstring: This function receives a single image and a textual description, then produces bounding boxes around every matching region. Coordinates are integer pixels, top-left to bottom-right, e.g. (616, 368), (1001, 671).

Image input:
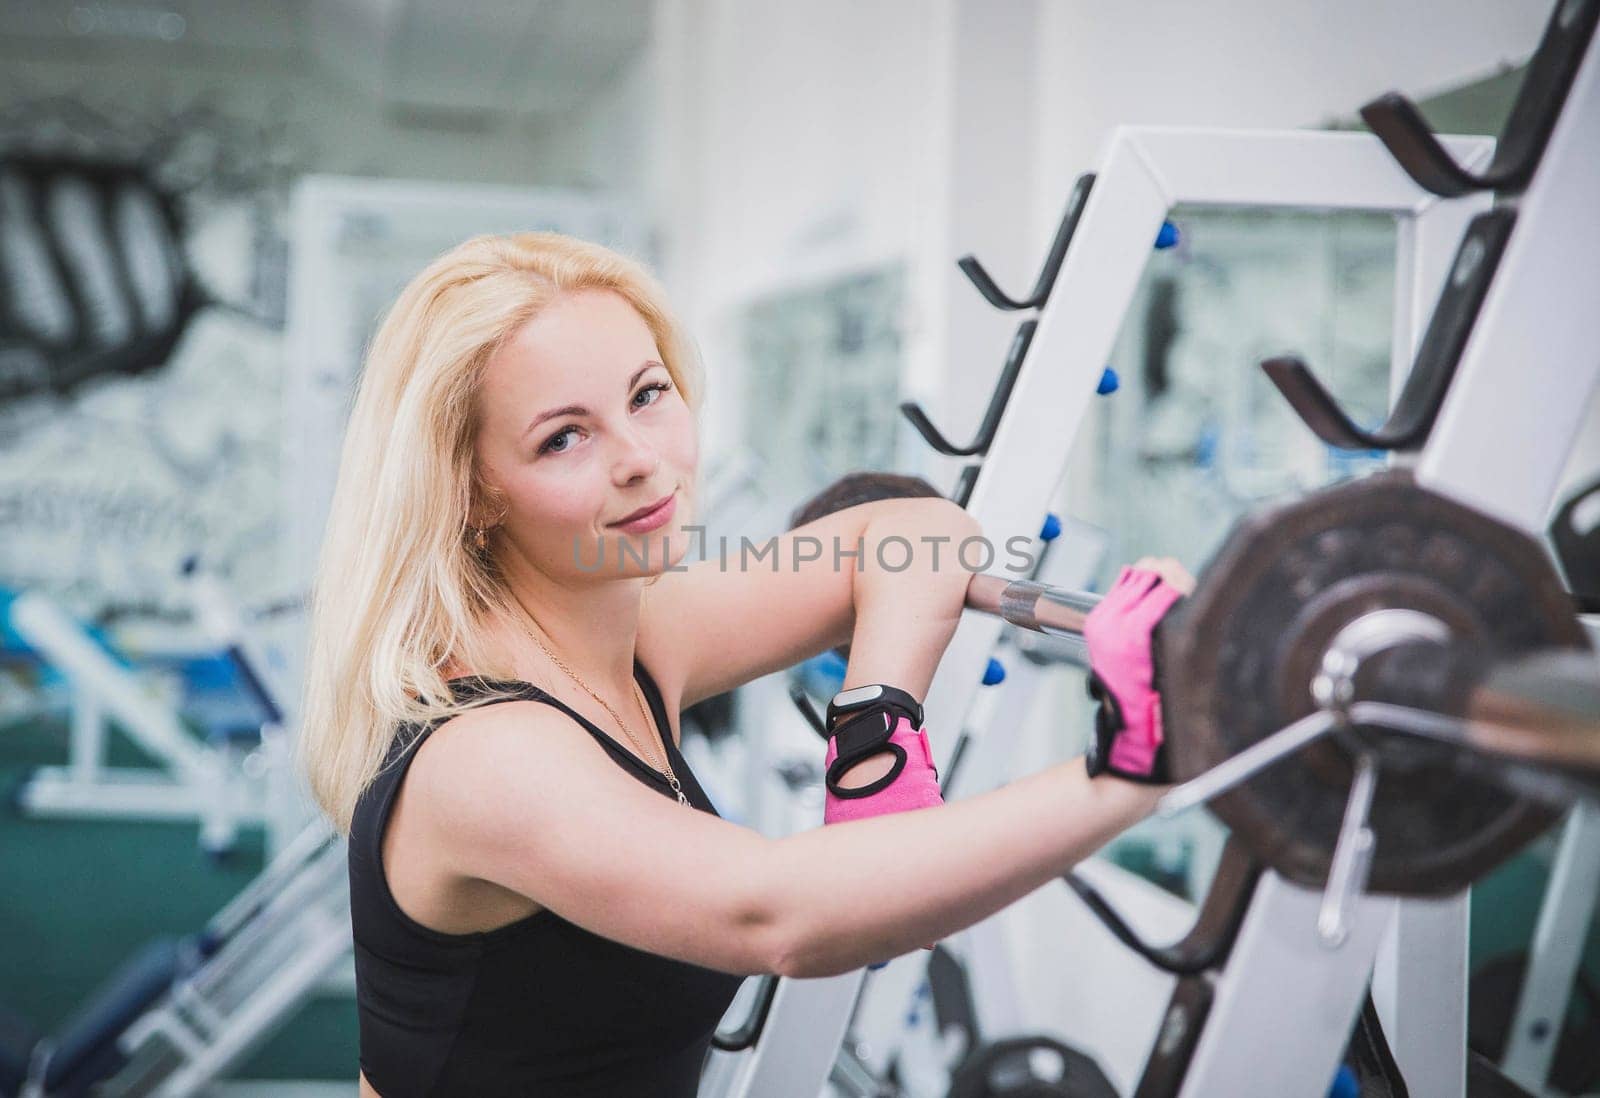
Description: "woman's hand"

(1081, 558), (1194, 784)
(1128, 555), (1196, 596)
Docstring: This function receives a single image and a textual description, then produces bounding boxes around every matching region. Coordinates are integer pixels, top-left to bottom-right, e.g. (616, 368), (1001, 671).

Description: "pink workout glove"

(822, 684), (942, 825)
(822, 683), (941, 965)
(1082, 566), (1186, 783)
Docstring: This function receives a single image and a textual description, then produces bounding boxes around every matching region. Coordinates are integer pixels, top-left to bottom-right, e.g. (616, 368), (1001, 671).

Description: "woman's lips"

(609, 492), (676, 533)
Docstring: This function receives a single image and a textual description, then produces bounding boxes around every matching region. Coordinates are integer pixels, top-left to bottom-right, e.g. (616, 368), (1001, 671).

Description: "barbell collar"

(965, 573), (1101, 639)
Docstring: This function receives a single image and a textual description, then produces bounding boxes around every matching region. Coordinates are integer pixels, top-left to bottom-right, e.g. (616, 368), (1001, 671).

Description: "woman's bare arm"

(641, 496), (981, 710)
(420, 499), (1177, 980)
(764, 760), (1158, 977)
(839, 498), (983, 698)
(415, 702), (1156, 980)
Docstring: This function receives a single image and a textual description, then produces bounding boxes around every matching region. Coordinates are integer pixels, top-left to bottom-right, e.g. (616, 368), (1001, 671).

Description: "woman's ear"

(466, 502), (496, 532)
(467, 464), (508, 531)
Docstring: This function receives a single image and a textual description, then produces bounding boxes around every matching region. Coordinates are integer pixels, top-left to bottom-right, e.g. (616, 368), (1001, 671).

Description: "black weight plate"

(1160, 470), (1588, 895)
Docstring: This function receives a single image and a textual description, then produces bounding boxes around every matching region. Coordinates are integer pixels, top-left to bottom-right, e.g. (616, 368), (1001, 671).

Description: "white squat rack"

(703, 14), (1600, 1094)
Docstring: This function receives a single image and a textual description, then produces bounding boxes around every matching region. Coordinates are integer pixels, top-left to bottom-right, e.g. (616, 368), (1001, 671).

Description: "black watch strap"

(826, 683), (923, 734)
(825, 713), (909, 798)
(823, 683), (926, 800)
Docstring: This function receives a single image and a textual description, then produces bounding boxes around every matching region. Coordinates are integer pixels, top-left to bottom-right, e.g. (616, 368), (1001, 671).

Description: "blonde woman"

(298, 232), (1194, 1098)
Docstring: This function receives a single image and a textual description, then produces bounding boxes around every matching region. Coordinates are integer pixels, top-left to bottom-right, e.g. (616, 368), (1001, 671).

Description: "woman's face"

(473, 288), (699, 584)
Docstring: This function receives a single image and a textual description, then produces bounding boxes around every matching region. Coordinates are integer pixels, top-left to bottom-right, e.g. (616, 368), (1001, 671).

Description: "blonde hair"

(297, 232), (704, 833)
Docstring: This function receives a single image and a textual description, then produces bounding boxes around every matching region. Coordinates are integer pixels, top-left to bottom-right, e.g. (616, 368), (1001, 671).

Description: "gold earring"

(473, 525), (487, 550)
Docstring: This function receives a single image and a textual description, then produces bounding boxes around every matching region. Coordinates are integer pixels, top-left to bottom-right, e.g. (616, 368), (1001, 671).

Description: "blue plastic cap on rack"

(1326, 1064), (1358, 1098)
(1039, 513), (1062, 541)
(983, 658), (1006, 686)
(1097, 366), (1120, 395)
(801, 649), (849, 699)
(1155, 221), (1180, 250)
(1196, 423), (1219, 469)
(0, 588), (21, 648)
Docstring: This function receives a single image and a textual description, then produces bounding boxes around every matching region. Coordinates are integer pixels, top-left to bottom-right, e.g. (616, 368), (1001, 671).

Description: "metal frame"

(1500, 801), (1600, 1093)
(5, 823), (349, 1098)
(840, 514), (1122, 1085)
(702, 123), (1496, 1097)
(1504, 620), (1600, 1090)
(120, 837), (353, 1098)
(7, 590), (264, 855)
(1174, 25), (1600, 1097)
(8, 562), (309, 859)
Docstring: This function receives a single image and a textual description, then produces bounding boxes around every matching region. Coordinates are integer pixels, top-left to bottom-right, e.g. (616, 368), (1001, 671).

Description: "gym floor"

(0, 714), (357, 1084)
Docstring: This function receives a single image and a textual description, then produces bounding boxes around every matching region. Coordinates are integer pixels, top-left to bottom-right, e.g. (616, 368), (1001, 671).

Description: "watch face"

(832, 684), (885, 709)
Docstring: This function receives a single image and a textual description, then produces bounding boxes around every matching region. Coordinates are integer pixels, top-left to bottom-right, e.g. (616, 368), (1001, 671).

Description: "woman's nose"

(611, 423), (660, 482)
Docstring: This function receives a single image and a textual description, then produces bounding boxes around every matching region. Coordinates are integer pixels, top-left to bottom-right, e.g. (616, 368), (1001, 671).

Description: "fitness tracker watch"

(823, 683), (926, 799)
(825, 683), (923, 733)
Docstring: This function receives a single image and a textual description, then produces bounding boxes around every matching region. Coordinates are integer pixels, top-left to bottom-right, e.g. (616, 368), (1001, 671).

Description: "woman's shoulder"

(399, 695), (577, 826)
(418, 691), (559, 762)
(392, 690), (679, 890)
(353, 691), (551, 847)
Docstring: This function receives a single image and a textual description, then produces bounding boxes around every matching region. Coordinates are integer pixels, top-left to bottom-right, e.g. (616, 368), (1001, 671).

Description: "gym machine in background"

(701, 1), (1600, 1095)
(1465, 477), (1600, 1098)
(0, 446), (797, 1098)
(2, 559), (300, 860)
(0, 819), (350, 1098)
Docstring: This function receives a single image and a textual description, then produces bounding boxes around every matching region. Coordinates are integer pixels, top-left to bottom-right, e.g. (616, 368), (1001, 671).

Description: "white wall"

(652, 0), (1053, 489)
(655, 0), (1553, 483)
(527, 45), (664, 208)
(1033, 1), (1548, 235)
(664, 0), (939, 310)
(652, 0), (946, 459)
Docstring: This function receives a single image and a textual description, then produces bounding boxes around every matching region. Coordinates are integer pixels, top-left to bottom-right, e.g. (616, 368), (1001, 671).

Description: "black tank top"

(348, 660), (747, 1097)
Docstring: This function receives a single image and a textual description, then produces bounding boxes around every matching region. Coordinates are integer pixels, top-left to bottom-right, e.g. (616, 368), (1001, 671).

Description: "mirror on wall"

(737, 264), (908, 512)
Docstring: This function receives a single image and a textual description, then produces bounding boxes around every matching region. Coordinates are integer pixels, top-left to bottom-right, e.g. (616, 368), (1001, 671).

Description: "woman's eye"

(539, 427), (577, 455)
(538, 382), (672, 456)
(634, 380), (672, 408)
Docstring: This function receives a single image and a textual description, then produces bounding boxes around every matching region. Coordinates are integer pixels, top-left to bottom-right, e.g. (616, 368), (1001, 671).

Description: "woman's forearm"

(763, 759), (1161, 978)
(775, 495), (1153, 977)
(844, 499), (982, 698)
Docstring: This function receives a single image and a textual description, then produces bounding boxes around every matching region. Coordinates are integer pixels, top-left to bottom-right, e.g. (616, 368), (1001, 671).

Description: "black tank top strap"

(444, 661), (687, 794)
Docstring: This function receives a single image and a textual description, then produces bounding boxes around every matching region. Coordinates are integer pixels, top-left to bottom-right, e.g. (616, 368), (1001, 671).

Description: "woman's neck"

(489, 579), (645, 701)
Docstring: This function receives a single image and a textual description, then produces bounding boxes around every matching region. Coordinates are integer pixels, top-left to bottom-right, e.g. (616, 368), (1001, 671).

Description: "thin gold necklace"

(512, 604), (689, 807)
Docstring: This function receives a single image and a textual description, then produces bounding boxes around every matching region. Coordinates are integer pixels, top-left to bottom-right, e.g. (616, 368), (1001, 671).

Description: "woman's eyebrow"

(521, 361), (663, 438)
